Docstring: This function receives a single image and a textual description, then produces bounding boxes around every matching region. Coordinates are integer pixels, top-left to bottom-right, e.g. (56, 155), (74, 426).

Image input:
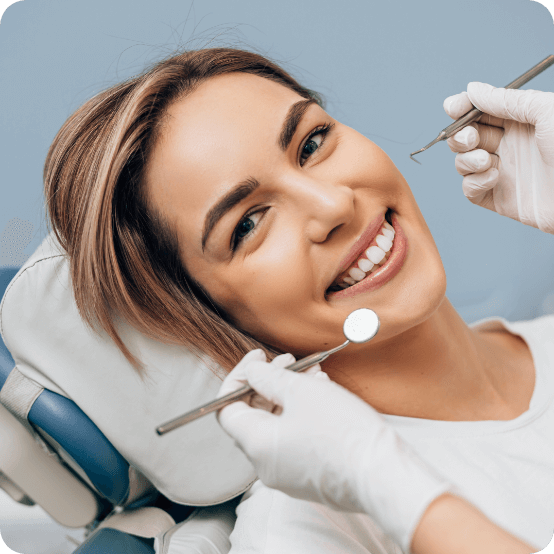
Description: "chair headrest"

(0, 233), (256, 506)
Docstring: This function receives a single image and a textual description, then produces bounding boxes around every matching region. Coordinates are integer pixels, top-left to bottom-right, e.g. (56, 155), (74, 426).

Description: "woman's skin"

(146, 72), (534, 423)
(144, 72), (537, 550)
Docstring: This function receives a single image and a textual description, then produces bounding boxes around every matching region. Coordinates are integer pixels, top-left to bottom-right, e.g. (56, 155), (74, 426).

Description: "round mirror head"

(343, 308), (380, 344)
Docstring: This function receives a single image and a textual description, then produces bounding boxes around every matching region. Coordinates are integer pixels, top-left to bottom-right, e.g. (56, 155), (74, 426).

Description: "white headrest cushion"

(0, 232), (256, 505)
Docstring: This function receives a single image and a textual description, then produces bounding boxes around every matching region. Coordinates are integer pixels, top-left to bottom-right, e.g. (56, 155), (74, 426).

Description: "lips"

(327, 210), (392, 292)
(336, 211), (386, 275)
(326, 210), (408, 299)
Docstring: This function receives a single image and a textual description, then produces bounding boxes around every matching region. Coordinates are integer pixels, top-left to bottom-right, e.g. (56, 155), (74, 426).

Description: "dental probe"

(409, 54), (554, 164)
(156, 308), (380, 435)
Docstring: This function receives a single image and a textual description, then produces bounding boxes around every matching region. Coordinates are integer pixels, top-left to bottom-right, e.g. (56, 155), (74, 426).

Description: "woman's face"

(146, 73), (446, 356)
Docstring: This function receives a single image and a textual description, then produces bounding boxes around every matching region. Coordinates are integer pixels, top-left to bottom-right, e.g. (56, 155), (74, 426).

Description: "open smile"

(326, 209), (408, 299)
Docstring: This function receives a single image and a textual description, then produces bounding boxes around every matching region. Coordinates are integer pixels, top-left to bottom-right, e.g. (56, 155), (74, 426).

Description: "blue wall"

(1, 0), (553, 322)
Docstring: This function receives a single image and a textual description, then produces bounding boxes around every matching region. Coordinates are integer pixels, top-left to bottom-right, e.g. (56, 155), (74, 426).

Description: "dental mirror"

(343, 308), (380, 344)
(156, 308), (380, 435)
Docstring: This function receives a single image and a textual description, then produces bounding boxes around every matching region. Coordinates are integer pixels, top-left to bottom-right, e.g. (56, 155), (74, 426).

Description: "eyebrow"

(201, 98), (317, 252)
(278, 98), (317, 151)
(202, 177), (261, 251)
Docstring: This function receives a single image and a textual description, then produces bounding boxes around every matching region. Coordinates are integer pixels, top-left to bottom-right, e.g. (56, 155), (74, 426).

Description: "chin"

(377, 255), (447, 344)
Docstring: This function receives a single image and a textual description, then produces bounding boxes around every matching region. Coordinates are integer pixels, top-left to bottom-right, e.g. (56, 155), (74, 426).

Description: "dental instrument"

(156, 308), (380, 435)
(409, 54), (554, 164)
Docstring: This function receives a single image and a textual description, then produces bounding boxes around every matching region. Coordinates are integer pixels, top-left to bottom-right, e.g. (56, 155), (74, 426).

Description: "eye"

(299, 123), (333, 167)
(232, 210), (265, 250)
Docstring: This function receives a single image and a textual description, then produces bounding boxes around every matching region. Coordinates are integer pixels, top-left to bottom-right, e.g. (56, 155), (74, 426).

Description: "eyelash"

(299, 122), (334, 167)
(231, 122), (334, 251)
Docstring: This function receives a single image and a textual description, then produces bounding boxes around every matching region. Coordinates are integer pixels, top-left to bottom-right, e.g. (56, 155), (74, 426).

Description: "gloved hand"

(443, 82), (554, 233)
(217, 350), (451, 552)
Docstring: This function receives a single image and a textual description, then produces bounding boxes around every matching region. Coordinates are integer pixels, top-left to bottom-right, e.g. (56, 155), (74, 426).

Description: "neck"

(322, 298), (533, 421)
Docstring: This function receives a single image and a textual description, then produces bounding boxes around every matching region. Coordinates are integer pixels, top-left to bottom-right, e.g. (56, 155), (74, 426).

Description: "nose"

(293, 178), (355, 243)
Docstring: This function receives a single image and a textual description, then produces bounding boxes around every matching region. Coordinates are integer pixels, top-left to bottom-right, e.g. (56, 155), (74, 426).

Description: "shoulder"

(229, 481), (400, 554)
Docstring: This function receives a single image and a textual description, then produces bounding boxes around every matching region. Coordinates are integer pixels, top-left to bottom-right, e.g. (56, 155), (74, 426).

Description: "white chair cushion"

(0, 232), (256, 505)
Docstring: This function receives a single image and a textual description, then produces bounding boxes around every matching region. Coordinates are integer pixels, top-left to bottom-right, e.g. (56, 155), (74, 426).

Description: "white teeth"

(366, 246), (386, 264)
(332, 220), (396, 292)
(376, 234), (393, 253)
(382, 227), (394, 240)
(349, 267), (366, 281)
(358, 258), (374, 272)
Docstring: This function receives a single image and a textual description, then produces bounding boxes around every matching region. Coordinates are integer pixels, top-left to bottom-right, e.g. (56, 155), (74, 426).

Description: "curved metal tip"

(409, 153), (422, 165)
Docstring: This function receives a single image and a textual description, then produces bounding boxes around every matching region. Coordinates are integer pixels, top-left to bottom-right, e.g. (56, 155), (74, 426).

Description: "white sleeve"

(229, 481), (402, 554)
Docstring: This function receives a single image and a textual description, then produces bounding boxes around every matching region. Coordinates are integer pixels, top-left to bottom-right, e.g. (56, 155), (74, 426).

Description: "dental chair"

(0, 234), (257, 553)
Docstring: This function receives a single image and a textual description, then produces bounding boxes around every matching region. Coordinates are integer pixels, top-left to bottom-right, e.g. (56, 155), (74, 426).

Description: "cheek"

(206, 247), (317, 343)
(328, 131), (406, 201)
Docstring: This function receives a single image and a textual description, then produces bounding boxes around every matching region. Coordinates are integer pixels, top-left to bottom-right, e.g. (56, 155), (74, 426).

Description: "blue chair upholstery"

(0, 265), (231, 553)
(0, 266), (159, 552)
(73, 528), (154, 554)
(0, 267), (130, 505)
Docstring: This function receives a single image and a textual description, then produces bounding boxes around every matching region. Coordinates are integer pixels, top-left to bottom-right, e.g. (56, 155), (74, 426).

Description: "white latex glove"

(444, 82), (554, 233)
(217, 350), (451, 552)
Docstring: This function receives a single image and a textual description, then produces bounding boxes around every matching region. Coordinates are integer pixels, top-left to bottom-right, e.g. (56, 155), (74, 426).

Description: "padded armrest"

(0, 403), (99, 527)
(28, 388), (131, 505)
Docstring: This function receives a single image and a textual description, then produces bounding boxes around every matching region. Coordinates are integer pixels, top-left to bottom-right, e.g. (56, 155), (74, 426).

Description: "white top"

(227, 314), (554, 553)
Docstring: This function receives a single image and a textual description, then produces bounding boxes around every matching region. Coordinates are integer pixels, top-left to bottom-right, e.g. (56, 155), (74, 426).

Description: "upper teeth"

(341, 222), (395, 288)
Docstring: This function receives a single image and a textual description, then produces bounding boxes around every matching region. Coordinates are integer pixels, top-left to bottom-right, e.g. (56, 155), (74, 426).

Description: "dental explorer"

(409, 54), (554, 164)
(156, 308), (380, 435)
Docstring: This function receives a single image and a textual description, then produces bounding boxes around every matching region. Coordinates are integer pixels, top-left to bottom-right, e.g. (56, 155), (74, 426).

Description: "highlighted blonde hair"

(44, 48), (323, 374)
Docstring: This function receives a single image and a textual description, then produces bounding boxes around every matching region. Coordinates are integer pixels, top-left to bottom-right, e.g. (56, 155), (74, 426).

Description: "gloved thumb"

(240, 361), (300, 407)
(218, 398), (277, 458)
(467, 82), (554, 166)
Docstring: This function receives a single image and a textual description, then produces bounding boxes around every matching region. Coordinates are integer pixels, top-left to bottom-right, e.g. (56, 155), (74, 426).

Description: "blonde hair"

(44, 48), (323, 374)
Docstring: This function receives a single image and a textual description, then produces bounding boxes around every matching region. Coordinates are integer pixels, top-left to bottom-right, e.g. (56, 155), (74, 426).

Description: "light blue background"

(1, 0), (553, 323)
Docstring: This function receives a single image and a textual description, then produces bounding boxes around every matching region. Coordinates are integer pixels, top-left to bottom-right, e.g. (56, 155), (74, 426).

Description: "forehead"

(145, 72), (303, 246)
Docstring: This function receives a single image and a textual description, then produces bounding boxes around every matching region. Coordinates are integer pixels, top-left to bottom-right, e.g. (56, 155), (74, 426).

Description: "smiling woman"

(43, 47), (554, 553)
(44, 48), (324, 372)
(141, 68), (445, 362)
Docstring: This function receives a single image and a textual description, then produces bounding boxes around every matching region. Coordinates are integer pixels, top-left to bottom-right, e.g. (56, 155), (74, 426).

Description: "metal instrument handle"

(156, 350), (331, 434)
(442, 55), (554, 140)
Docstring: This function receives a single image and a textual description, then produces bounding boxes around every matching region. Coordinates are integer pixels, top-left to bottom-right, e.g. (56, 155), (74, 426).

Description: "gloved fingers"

(270, 353), (296, 368)
(472, 123), (503, 153)
(443, 91), (473, 120)
(302, 363), (323, 376)
(314, 369), (331, 380)
(477, 113), (505, 128)
(240, 361), (300, 407)
(270, 353), (322, 378)
(217, 399), (276, 451)
(455, 150), (499, 176)
(467, 82), (553, 126)
(447, 123), (503, 154)
(251, 351), (294, 410)
(447, 124), (479, 152)
(230, 349), (267, 376)
(216, 353), (269, 399)
(461, 168), (498, 211)
(218, 356), (290, 412)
